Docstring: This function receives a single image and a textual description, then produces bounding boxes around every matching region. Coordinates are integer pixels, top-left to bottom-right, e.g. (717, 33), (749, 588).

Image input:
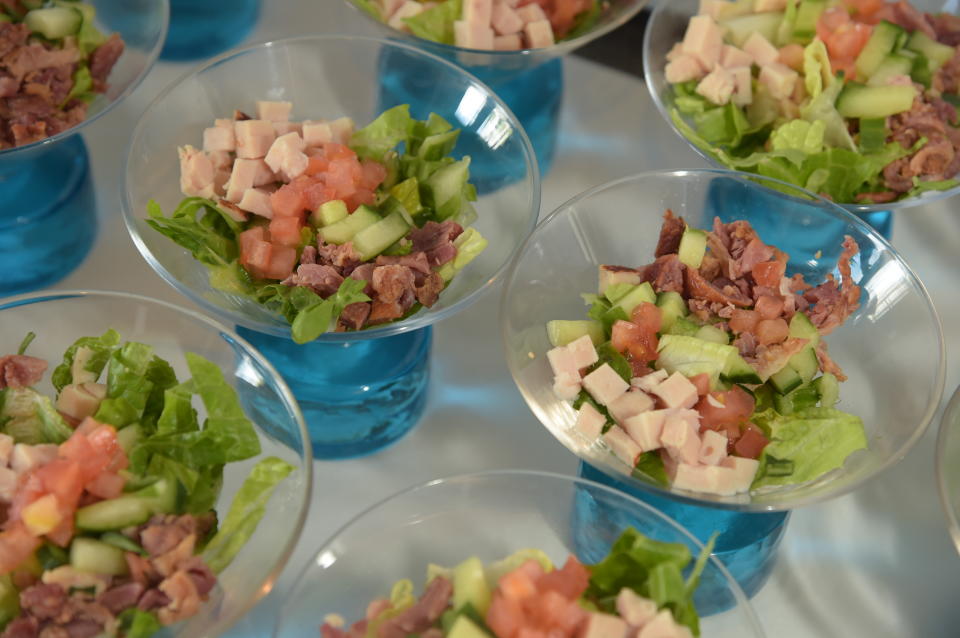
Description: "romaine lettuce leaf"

(770, 119), (825, 154)
(185, 352), (261, 462)
(145, 198), (238, 268)
(350, 104), (415, 161)
(117, 609), (161, 638)
(799, 77), (855, 151)
(290, 277), (371, 344)
(0, 388), (73, 444)
(94, 342), (157, 428)
(803, 38), (833, 100)
(403, 0), (462, 45)
(51, 328), (120, 392)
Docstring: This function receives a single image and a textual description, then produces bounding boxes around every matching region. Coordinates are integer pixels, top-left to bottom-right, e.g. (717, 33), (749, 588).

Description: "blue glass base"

(0, 135), (96, 297)
(236, 325), (432, 459)
(577, 462), (789, 608)
(161, 0), (260, 61)
(855, 209), (892, 239)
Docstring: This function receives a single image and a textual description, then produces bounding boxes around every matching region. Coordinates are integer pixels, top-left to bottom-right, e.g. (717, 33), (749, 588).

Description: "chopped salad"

(357, 0), (603, 50)
(663, 0), (960, 203)
(545, 212), (867, 497)
(320, 527), (715, 638)
(1, 0), (124, 149)
(0, 330), (294, 637)
(148, 102), (488, 343)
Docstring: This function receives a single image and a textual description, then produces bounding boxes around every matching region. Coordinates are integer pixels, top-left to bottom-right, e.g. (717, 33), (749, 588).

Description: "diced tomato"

(270, 184), (307, 219)
(752, 260), (785, 288)
(262, 245), (298, 281)
(487, 593), (524, 638)
(499, 565), (538, 601)
(239, 227), (269, 267)
(524, 590), (570, 631)
(86, 425), (126, 472)
(304, 155), (330, 176)
(696, 385), (756, 431)
(86, 472), (125, 500)
(45, 516), (74, 548)
(689, 372), (711, 396)
(326, 158), (361, 200)
(8, 474), (44, 524)
(817, 7), (872, 73)
(734, 423), (770, 459)
(630, 302), (662, 334)
(729, 309), (760, 334)
(35, 459), (84, 511)
(0, 524), (41, 574)
(303, 181), (337, 212)
(842, 0), (883, 16)
(59, 432), (96, 471)
(755, 295), (784, 320)
(778, 43), (805, 72)
(536, 556), (589, 601)
(343, 189), (376, 213)
(322, 142), (357, 162)
(611, 320), (659, 362)
(611, 320), (640, 354)
(242, 239), (272, 278)
(269, 216), (304, 248)
(359, 160), (387, 190)
(549, 0), (592, 37)
(755, 318), (789, 345)
(74, 416), (102, 437)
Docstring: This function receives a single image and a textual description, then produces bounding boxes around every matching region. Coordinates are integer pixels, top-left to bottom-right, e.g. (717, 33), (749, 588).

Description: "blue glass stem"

(161, 0), (260, 61)
(577, 462), (789, 608)
(236, 325), (432, 459)
(0, 135), (96, 297)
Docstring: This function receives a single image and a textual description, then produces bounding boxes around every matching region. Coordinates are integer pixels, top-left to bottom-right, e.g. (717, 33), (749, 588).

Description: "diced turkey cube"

(215, 118), (233, 129)
(302, 120), (333, 147)
(660, 410), (702, 464)
(503, 0), (520, 6)
(203, 126), (235, 152)
(608, 390), (654, 425)
(463, 0), (493, 26)
(696, 66), (736, 105)
(494, 34), (523, 50)
(616, 588), (658, 628)
(455, 20), (495, 49)
(681, 15), (723, 71)
(382, 0), (406, 17)
(729, 66), (752, 106)
(567, 335), (599, 370)
(698, 0), (731, 20)
(599, 265), (641, 295)
(253, 159), (277, 186)
(217, 200), (248, 223)
(650, 372), (699, 409)
(207, 150), (232, 170)
(213, 168), (231, 197)
(70, 346), (98, 385)
(666, 54), (707, 84)
(758, 61), (798, 100)
(547, 345), (581, 379)
(720, 44), (753, 68)
(234, 120), (276, 159)
(720, 455), (760, 492)
(622, 409), (669, 451)
(273, 121), (303, 136)
(672, 463), (738, 496)
(237, 187), (275, 218)
(11, 444), (58, 475)
(515, 3), (547, 23)
(742, 31), (779, 67)
(492, 2), (523, 35)
(225, 158), (265, 203)
(0, 434), (12, 467)
(389, 1), (424, 31)
(524, 19), (554, 48)
(583, 364), (629, 406)
(666, 42), (684, 62)
(265, 132), (308, 182)
(580, 611), (628, 638)
(56, 383), (106, 421)
(575, 402), (607, 440)
(256, 100), (292, 122)
(699, 429), (729, 466)
(178, 145), (215, 198)
(631, 369), (668, 393)
(602, 426), (643, 468)
(553, 372), (582, 401)
(638, 610), (693, 638)
(755, 0), (786, 11)
(0, 467), (16, 501)
(329, 117), (355, 145)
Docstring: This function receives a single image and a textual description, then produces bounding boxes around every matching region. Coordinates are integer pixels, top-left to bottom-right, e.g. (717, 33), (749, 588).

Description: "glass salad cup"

(122, 34), (540, 460)
(273, 470), (766, 638)
(642, 0), (960, 240)
(0, 290), (312, 637)
(501, 169), (945, 599)
(161, 0), (259, 61)
(936, 384), (960, 555)
(342, 0), (651, 179)
(0, 0), (168, 297)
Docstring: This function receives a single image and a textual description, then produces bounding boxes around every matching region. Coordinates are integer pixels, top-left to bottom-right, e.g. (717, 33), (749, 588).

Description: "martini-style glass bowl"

(936, 384), (960, 554)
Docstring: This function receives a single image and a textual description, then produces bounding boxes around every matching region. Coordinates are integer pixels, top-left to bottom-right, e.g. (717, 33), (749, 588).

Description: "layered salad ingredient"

(358, 0), (603, 50)
(0, 330), (294, 637)
(663, 0), (960, 203)
(149, 102), (487, 343)
(320, 527), (715, 638)
(1, 1), (124, 148)
(545, 212), (867, 496)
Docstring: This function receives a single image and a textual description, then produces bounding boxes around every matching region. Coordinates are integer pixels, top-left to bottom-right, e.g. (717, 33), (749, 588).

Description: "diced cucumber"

(855, 20), (905, 80)
(695, 324), (729, 345)
(717, 0), (754, 20)
(614, 282), (656, 316)
(813, 372), (840, 407)
(318, 205), (380, 245)
(720, 11), (783, 47)
(452, 557), (491, 616)
(773, 382), (820, 415)
(751, 382), (776, 412)
(677, 228), (707, 269)
(598, 265), (641, 296)
(0, 574), (18, 629)
(788, 311), (819, 347)
(836, 83), (917, 118)
(547, 320), (604, 347)
(134, 477), (183, 515)
(768, 365), (803, 394)
(665, 316), (700, 337)
(858, 117), (887, 153)
(100, 532), (147, 556)
(786, 344), (819, 384)
(437, 227), (487, 282)
(866, 54), (914, 87)
(910, 55), (935, 87)
(352, 211), (412, 261)
(906, 30), (956, 69)
(310, 199), (348, 228)
(76, 497), (152, 532)
(604, 282), (637, 304)
(116, 423), (141, 455)
(655, 291), (688, 332)
(674, 362), (721, 388)
(70, 538), (129, 576)
(24, 7), (81, 39)
(447, 615), (492, 638)
(657, 335), (739, 387)
(722, 353), (762, 385)
(423, 158), (470, 219)
(792, 0), (826, 40)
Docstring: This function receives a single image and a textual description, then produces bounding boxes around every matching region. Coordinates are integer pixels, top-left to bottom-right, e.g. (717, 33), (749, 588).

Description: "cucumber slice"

(722, 353), (762, 385)
(773, 382), (820, 414)
(792, 0), (826, 40)
(76, 497), (151, 532)
(720, 11), (784, 47)
(310, 199), (348, 228)
(657, 335), (738, 385)
(769, 365), (803, 394)
(788, 312), (819, 346)
(906, 30), (955, 69)
(813, 372), (840, 407)
(134, 477), (183, 514)
(855, 20), (905, 80)
(655, 291), (688, 332)
(452, 557), (492, 616)
(787, 344), (818, 384)
(665, 316), (700, 337)
(614, 282), (656, 316)
(100, 532), (147, 556)
(116, 423), (141, 455)
(836, 83), (917, 118)
(547, 320), (604, 347)
(423, 158), (470, 220)
(858, 117), (887, 152)
(352, 210), (412, 261)
(694, 324), (729, 345)
(677, 228), (708, 269)
(24, 7), (81, 40)
(318, 205), (380, 245)
(867, 54), (914, 87)
(447, 616), (492, 638)
(70, 538), (129, 576)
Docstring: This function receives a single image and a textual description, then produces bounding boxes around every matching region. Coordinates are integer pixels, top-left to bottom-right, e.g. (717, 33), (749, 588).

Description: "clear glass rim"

(499, 167), (946, 512)
(342, 0), (651, 58)
(0, 288), (314, 635)
(121, 33), (541, 343)
(275, 468), (765, 637)
(0, 0), (170, 159)
(640, 0), (960, 214)
(936, 384), (960, 554)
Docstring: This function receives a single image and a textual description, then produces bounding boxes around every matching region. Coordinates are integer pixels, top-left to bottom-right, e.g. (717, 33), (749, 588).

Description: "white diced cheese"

(651, 372), (699, 409)
(622, 409), (670, 451)
(742, 31), (779, 67)
(666, 42), (684, 62)
(302, 120), (333, 147)
(328, 117), (355, 145)
(699, 429), (729, 466)
(665, 54), (707, 84)
(660, 410), (702, 464)
(178, 145), (215, 198)
(523, 19), (554, 48)
(463, 0), (493, 26)
(608, 390), (654, 425)
(575, 402), (607, 441)
(681, 15), (723, 71)
(389, 0), (424, 31)
(70, 346), (98, 385)
(491, 2), (523, 35)
(582, 364), (630, 406)
(720, 44), (753, 68)
(696, 66), (736, 105)
(256, 100), (292, 122)
(720, 456), (760, 493)
(237, 187), (275, 219)
(455, 20), (495, 49)
(234, 120), (276, 159)
(758, 61), (799, 100)
(729, 66), (753, 106)
(580, 611), (628, 638)
(264, 132), (308, 182)
(494, 33), (523, 50)
(602, 426), (642, 468)
(203, 126), (235, 152)
(56, 383), (103, 421)
(698, 0), (731, 20)
(616, 588), (658, 628)
(515, 3), (547, 23)
(567, 335), (599, 370)
(631, 369), (668, 393)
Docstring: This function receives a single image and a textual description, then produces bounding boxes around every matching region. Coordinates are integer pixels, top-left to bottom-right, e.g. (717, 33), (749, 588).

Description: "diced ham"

(698, 429), (728, 466)
(554, 372), (581, 401)
(672, 463), (737, 496)
(515, 3), (547, 23)
(234, 119), (276, 159)
(696, 66), (735, 105)
(742, 32), (779, 66)
(524, 20), (555, 48)
(55, 383), (104, 421)
(758, 62), (798, 100)
(207, 150), (232, 171)
(225, 158), (263, 203)
(215, 118), (233, 129)
(252, 159), (277, 186)
(547, 345), (580, 379)
(463, 0), (493, 26)
(264, 132), (308, 182)
(665, 54), (707, 84)
(650, 372), (699, 409)
(638, 610), (693, 638)
(492, 2), (523, 35)
(631, 369), (668, 393)
(681, 15), (723, 71)
(574, 402), (606, 440)
(622, 409), (669, 451)
(237, 188), (274, 218)
(580, 612), (628, 638)
(660, 411), (702, 465)
(720, 455), (760, 492)
(273, 121), (302, 136)
(388, 1), (424, 31)
(302, 120), (333, 147)
(454, 20), (495, 49)
(602, 426), (642, 468)
(494, 34), (523, 50)
(698, 0), (730, 20)
(256, 100), (292, 122)
(607, 390), (654, 425)
(720, 44), (752, 68)
(567, 335), (599, 370)
(178, 145), (215, 198)
(616, 588), (658, 628)
(328, 117), (355, 145)
(582, 364), (629, 406)
(202, 126), (235, 152)
(729, 66), (752, 106)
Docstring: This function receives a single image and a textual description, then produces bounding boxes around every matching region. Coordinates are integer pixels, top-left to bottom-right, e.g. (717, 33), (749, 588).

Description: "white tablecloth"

(50, 2), (960, 636)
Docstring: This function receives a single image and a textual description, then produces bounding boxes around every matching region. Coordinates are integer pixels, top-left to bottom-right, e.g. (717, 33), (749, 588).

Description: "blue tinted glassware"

(161, 0), (259, 61)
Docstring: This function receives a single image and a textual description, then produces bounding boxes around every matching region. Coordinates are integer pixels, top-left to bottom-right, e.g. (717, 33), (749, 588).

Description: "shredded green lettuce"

(402, 0), (462, 45)
(0, 388), (73, 444)
(290, 278), (371, 344)
(350, 104), (415, 161)
(117, 609), (161, 638)
(802, 38), (833, 100)
(770, 119), (825, 154)
(799, 76), (856, 152)
(16, 332), (36, 356)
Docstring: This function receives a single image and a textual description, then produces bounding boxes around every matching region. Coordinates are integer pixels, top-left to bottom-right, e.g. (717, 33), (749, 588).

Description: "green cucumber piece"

(100, 532), (147, 556)
(447, 616), (492, 638)
(720, 11), (784, 47)
(910, 55), (935, 88)
(116, 423), (142, 455)
(855, 20), (905, 80)
(678, 228), (708, 269)
(24, 7), (81, 39)
(655, 291), (688, 332)
(836, 83), (917, 118)
(0, 574), (18, 629)
(310, 199), (348, 227)
(70, 538), (129, 576)
(773, 382), (820, 414)
(665, 316), (700, 337)
(788, 312), (820, 347)
(906, 30), (956, 69)
(352, 210), (412, 261)
(769, 365), (803, 394)
(695, 324), (729, 345)
(787, 344), (819, 384)
(615, 282), (656, 316)
(813, 372), (840, 407)
(452, 557), (492, 616)
(722, 353), (762, 385)
(134, 477), (184, 514)
(657, 335), (739, 386)
(547, 320), (604, 347)
(318, 205), (380, 245)
(858, 117), (887, 152)
(423, 158), (470, 220)
(866, 54), (914, 87)
(76, 497), (152, 532)
(792, 0), (826, 40)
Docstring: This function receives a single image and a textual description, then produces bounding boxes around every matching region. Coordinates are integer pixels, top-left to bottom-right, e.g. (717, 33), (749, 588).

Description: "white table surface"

(48, 1), (960, 636)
